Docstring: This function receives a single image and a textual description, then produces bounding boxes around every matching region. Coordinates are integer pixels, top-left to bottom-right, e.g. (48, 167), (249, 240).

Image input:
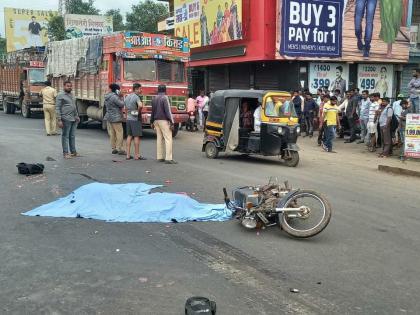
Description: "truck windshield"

(157, 60), (185, 83)
(29, 69), (45, 85)
(124, 59), (156, 81)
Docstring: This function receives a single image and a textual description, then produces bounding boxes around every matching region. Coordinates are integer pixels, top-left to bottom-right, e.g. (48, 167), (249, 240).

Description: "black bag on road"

(17, 163), (44, 175)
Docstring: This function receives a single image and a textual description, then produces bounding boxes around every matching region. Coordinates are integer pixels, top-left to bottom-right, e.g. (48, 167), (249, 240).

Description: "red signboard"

(29, 61), (44, 67)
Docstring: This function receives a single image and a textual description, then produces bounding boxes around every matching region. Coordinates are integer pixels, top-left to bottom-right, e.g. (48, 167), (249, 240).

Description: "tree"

(47, 0), (100, 41)
(47, 15), (66, 41)
(105, 9), (125, 32)
(66, 0), (100, 15)
(126, 0), (168, 33)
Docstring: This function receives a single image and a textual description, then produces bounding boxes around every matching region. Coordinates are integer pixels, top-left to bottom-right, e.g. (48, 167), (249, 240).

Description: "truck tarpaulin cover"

(22, 183), (231, 223)
(47, 36), (102, 77)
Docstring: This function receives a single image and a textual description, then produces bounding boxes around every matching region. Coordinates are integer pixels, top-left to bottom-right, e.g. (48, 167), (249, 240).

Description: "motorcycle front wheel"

(279, 190), (332, 238)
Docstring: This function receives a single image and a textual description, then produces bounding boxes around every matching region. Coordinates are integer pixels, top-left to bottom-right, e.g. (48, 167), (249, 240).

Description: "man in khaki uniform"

(40, 81), (58, 136)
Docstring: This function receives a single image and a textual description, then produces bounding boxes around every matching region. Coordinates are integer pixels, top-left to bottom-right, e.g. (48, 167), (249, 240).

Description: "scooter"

(186, 110), (198, 132)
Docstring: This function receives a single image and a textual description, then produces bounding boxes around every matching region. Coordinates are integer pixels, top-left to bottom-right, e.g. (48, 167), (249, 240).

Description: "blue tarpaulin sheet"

(22, 183), (232, 223)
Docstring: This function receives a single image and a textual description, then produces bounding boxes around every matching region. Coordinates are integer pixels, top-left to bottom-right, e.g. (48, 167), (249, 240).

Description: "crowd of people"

(294, 79), (417, 160)
(41, 81), (178, 164)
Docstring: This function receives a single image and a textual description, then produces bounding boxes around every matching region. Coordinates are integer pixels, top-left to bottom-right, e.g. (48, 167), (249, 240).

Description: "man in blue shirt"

(303, 92), (317, 137)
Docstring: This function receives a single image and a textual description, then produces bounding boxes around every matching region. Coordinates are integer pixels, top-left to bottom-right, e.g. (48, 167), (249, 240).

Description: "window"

(124, 59), (156, 81)
(264, 96), (297, 118)
(157, 60), (184, 83)
(28, 69), (45, 84)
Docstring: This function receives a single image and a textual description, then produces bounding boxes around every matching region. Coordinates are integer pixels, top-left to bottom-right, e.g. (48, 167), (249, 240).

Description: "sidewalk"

(298, 134), (420, 177)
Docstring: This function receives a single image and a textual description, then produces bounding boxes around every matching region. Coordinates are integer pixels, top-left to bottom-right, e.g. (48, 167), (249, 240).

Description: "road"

(0, 112), (419, 314)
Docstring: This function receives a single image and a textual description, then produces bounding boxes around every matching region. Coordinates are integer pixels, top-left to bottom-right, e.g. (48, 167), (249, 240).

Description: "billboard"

(4, 7), (58, 52)
(357, 64), (394, 97)
(309, 62), (349, 94)
(174, 0), (243, 48)
(276, 0), (410, 63)
(64, 14), (113, 39)
(404, 114), (420, 159)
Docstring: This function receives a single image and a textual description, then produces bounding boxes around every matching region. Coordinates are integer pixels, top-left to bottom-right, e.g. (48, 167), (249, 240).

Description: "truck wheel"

(283, 151), (299, 167)
(21, 100), (31, 118)
(172, 123), (179, 138)
(2, 99), (10, 114)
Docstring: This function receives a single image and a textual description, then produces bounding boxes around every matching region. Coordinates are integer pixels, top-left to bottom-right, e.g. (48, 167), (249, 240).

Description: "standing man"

(322, 96), (341, 153)
(196, 90), (207, 129)
(357, 90), (371, 144)
(354, 0), (378, 57)
(399, 100), (410, 160)
(367, 93), (380, 151)
(40, 81), (58, 136)
(408, 69), (420, 113)
(378, 97), (393, 157)
(151, 85), (177, 164)
(56, 81), (80, 159)
(318, 94), (330, 146)
(303, 92), (317, 137)
(292, 90), (304, 126)
(392, 94), (405, 144)
(344, 89), (358, 143)
(104, 84), (125, 155)
(28, 16), (43, 47)
(329, 66), (347, 97)
(125, 83), (146, 160)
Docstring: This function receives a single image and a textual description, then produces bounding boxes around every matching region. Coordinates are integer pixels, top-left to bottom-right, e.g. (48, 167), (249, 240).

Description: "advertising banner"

(280, 0), (343, 58)
(64, 14), (113, 39)
(276, 0), (410, 63)
(357, 64), (394, 97)
(404, 114), (420, 158)
(118, 32), (190, 62)
(308, 62), (349, 94)
(174, 0), (243, 48)
(4, 7), (58, 52)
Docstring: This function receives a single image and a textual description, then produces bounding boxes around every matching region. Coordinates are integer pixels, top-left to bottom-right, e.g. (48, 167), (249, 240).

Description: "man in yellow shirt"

(322, 96), (341, 152)
(40, 81), (58, 136)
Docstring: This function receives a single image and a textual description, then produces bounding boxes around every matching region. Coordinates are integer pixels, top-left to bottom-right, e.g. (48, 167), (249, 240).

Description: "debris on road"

(289, 288), (299, 293)
(17, 163), (44, 175)
(46, 156), (56, 161)
(145, 170), (151, 174)
(138, 277), (148, 283)
(164, 180), (173, 184)
(115, 249), (120, 252)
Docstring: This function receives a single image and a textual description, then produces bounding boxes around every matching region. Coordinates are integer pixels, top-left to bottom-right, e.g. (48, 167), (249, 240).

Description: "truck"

(0, 48), (46, 117)
(46, 32), (190, 136)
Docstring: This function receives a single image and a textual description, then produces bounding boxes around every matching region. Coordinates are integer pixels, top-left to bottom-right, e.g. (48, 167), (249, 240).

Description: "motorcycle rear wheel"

(279, 190), (332, 238)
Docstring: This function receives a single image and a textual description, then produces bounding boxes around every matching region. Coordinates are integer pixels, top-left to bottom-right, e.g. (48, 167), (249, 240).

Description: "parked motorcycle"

(223, 179), (332, 238)
(186, 110), (198, 132)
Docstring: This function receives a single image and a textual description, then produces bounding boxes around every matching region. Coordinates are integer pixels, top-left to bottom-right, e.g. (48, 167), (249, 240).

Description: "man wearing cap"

(104, 83), (125, 155)
(151, 85), (177, 164)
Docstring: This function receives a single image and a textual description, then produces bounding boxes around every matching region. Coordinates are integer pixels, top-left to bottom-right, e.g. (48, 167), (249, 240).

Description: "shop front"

(174, 0), (411, 97)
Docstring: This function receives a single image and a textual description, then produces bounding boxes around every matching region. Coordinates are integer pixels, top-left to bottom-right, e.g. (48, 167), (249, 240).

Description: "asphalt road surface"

(0, 112), (419, 314)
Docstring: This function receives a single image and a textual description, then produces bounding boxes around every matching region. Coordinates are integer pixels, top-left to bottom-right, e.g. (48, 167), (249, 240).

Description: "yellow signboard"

(174, 0), (243, 48)
(4, 7), (58, 52)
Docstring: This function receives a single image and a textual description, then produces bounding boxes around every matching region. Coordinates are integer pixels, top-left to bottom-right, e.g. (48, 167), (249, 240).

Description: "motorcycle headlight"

(277, 126), (284, 135)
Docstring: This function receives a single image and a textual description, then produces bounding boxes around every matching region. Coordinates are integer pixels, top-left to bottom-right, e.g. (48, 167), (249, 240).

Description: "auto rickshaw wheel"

(205, 142), (219, 159)
(283, 151), (299, 167)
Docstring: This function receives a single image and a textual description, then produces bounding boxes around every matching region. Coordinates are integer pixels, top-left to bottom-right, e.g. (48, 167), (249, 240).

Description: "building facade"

(171, 0), (412, 98)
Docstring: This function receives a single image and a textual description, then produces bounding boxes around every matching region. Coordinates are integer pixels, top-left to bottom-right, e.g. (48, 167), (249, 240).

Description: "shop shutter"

(255, 62), (281, 90)
(209, 66), (228, 92)
(401, 64), (418, 97)
(229, 63), (250, 89)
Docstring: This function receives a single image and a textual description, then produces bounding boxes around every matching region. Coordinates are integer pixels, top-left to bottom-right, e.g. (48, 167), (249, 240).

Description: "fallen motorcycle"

(223, 179), (332, 238)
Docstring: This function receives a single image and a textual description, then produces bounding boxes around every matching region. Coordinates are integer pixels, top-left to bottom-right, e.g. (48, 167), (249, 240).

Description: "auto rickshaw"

(202, 90), (301, 167)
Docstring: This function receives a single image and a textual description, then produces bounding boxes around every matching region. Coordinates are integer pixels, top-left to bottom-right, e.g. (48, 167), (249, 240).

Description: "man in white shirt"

(253, 104), (262, 132)
(392, 94), (405, 144)
(367, 93), (380, 150)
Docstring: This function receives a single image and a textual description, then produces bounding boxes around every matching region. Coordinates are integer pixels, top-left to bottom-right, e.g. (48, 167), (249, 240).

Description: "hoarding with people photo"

(4, 7), (58, 52)
(174, 0), (243, 48)
(276, 0), (410, 63)
(357, 64), (394, 97)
